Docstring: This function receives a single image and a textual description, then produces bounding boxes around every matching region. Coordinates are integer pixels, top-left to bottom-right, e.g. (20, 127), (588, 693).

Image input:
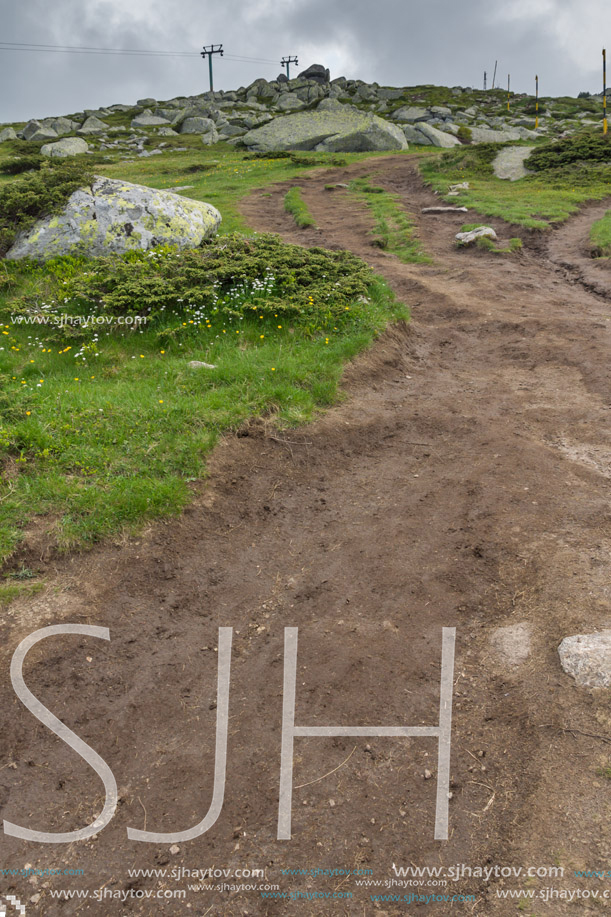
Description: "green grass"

(589, 210), (611, 257)
(0, 236), (407, 563)
(284, 187), (317, 228)
(349, 178), (431, 262)
(596, 765), (611, 780)
(420, 143), (611, 229)
(0, 580), (44, 608)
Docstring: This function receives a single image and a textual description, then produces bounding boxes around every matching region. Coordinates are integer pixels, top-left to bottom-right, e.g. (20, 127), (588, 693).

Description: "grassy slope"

(0, 141), (413, 562)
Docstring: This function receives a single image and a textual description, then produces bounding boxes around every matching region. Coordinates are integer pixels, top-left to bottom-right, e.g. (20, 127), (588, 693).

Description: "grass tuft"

(284, 187), (317, 228)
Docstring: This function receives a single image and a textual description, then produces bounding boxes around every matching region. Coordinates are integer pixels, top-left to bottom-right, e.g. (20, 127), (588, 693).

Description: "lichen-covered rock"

(297, 63), (330, 83)
(559, 632), (611, 688)
(402, 124), (433, 145)
(5, 177), (221, 262)
(41, 138), (89, 158)
(243, 110), (407, 153)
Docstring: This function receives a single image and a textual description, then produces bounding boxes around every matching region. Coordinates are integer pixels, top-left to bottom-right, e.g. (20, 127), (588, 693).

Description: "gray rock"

(180, 117), (217, 137)
(108, 104), (133, 112)
(28, 127), (60, 142)
(77, 116), (110, 135)
(40, 137), (89, 158)
(493, 146), (533, 180)
(137, 98), (157, 108)
(188, 360), (217, 369)
(470, 127), (521, 144)
(429, 105), (452, 117)
(392, 106), (429, 122)
(414, 122), (461, 147)
(559, 632), (611, 688)
(243, 109), (407, 153)
(297, 63), (330, 83)
(294, 83), (326, 103)
(276, 95), (307, 112)
(131, 110), (171, 128)
(21, 119), (44, 140)
(6, 176), (222, 262)
(455, 226), (497, 245)
(45, 117), (76, 136)
(317, 98), (346, 112)
(402, 124), (433, 145)
(157, 126), (179, 136)
(0, 127), (18, 142)
(377, 88), (404, 100)
(216, 124), (243, 139)
(277, 73), (289, 83)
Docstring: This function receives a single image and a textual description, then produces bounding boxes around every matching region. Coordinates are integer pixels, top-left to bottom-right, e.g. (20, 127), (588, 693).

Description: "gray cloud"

(0, 0), (606, 123)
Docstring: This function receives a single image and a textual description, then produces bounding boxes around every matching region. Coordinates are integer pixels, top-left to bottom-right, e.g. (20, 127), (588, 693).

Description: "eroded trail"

(0, 156), (610, 916)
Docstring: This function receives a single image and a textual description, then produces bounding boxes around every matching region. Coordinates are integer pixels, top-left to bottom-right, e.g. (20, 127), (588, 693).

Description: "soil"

(0, 155), (610, 917)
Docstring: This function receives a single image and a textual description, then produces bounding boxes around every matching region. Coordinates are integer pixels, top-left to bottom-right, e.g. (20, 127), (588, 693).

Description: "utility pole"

(604, 48), (608, 135)
(281, 55), (298, 79)
(484, 71), (487, 91)
(201, 44), (223, 92)
(535, 74), (539, 129)
(492, 59), (498, 90)
(507, 74), (511, 112)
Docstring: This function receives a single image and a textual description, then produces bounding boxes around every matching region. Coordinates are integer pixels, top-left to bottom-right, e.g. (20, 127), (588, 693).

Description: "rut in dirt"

(0, 155), (609, 916)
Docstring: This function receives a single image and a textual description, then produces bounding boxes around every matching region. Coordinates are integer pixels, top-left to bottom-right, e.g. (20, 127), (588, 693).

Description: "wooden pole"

(604, 49), (608, 135)
(535, 74), (539, 129)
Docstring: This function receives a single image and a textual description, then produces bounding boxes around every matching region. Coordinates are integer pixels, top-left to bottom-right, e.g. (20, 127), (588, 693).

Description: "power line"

(0, 41), (282, 65)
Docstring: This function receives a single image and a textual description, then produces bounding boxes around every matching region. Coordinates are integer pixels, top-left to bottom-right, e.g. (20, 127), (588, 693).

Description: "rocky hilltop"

(1, 64), (603, 157)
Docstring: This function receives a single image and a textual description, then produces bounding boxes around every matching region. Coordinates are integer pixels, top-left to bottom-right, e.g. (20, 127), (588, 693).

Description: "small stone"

(329, 798), (336, 807)
(170, 844), (180, 855)
(455, 226), (497, 246)
(424, 769), (432, 780)
(559, 631), (611, 688)
(30, 894), (41, 904)
(188, 361), (217, 369)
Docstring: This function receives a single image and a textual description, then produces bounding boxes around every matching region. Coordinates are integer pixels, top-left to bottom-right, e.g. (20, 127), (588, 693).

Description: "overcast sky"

(0, 0), (608, 123)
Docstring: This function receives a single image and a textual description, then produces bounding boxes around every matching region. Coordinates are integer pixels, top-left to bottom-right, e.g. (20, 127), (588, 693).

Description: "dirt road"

(0, 156), (609, 915)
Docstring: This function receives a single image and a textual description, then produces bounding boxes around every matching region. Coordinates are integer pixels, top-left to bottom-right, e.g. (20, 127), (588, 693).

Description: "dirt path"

(0, 156), (610, 917)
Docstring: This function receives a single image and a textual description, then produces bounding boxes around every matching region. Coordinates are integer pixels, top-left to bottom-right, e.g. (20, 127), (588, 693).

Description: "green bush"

(0, 160), (94, 257)
(34, 234), (375, 336)
(456, 125), (473, 144)
(0, 155), (44, 176)
(528, 131), (611, 171)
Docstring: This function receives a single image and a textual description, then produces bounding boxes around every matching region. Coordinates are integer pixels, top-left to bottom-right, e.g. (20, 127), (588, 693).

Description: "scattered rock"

(180, 117), (218, 140)
(558, 631), (611, 688)
(392, 106), (429, 122)
(5, 177), (222, 262)
(169, 844), (180, 855)
(41, 137), (89, 158)
(422, 206), (469, 213)
(455, 227), (497, 246)
(188, 361), (217, 369)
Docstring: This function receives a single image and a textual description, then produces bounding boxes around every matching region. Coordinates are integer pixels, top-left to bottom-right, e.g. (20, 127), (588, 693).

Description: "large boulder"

(276, 95), (307, 112)
(40, 138), (89, 158)
(131, 109), (171, 128)
(180, 117), (217, 138)
(470, 127), (521, 144)
(5, 177), (221, 262)
(412, 123), (461, 148)
(243, 110), (407, 153)
(0, 127), (18, 142)
(77, 115), (109, 135)
(392, 106), (429, 122)
(297, 63), (330, 83)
